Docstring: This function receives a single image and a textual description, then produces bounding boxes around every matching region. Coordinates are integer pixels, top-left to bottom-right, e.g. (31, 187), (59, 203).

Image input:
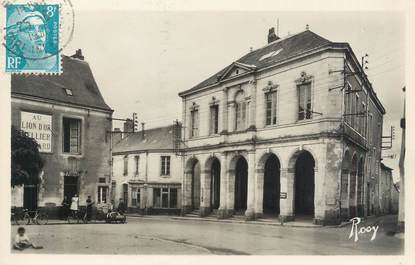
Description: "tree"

(11, 126), (44, 187)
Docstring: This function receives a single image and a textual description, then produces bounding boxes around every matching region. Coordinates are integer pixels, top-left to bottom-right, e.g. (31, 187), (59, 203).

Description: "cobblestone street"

(10, 215), (403, 255)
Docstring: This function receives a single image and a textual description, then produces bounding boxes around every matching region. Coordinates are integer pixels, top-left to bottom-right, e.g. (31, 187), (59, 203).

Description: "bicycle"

(22, 209), (48, 225)
(67, 210), (82, 224)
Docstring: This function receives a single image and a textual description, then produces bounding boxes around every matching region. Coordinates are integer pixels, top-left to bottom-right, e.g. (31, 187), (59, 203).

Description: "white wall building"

(178, 28), (385, 225)
(112, 125), (182, 215)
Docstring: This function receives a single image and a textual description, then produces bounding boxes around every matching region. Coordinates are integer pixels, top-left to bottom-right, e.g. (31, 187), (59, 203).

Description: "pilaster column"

(340, 169), (350, 221)
(217, 152), (229, 219)
(226, 168), (235, 215)
(279, 168), (295, 222)
(245, 151), (256, 220)
(200, 169), (212, 217)
(228, 102), (236, 132)
(181, 168), (193, 215)
(221, 88), (228, 133)
(254, 167), (264, 219)
(248, 80), (257, 129)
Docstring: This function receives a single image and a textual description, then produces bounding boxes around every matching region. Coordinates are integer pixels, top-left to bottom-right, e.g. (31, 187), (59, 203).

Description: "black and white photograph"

(0, 0), (413, 264)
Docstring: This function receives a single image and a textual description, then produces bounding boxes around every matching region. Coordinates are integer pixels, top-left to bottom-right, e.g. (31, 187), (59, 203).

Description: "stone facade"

(11, 53), (113, 217)
(111, 125), (182, 215)
(178, 30), (385, 225)
(379, 164), (397, 214)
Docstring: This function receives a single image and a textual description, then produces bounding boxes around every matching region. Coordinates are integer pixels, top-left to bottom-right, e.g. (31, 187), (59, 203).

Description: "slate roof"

(180, 30), (345, 96)
(11, 55), (112, 112)
(113, 125), (179, 154)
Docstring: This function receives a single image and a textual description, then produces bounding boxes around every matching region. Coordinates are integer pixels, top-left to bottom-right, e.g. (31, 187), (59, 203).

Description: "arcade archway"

(210, 158), (221, 209)
(234, 156), (248, 213)
(294, 151), (315, 216)
(263, 154), (281, 215)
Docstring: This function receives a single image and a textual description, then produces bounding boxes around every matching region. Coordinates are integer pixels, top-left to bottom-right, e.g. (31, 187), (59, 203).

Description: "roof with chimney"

(11, 52), (112, 112)
(179, 30), (347, 96)
(113, 124), (180, 154)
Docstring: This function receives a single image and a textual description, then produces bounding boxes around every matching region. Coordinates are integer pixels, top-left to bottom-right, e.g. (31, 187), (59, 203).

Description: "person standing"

(86, 195), (94, 221)
(117, 198), (126, 215)
(61, 196), (70, 219)
(70, 194), (79, 215)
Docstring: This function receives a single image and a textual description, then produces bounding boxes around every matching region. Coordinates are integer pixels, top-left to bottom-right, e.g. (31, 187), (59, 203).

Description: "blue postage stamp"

(4, 4), (60, 74)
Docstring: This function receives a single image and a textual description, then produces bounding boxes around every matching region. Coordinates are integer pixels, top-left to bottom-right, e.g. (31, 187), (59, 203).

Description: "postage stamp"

(4, 3), (60, 74)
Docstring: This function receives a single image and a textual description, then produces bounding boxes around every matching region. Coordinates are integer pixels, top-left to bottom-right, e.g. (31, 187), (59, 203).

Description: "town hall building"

(178, 28), (385, 225)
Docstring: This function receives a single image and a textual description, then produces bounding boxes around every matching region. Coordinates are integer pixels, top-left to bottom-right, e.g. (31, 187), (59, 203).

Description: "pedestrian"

(86, 195), (94, 221)
(117, 198), (126, 215)
(61, 195), (70, 219)
(70, 194), (79, 215)
(13, 227), (43, 250)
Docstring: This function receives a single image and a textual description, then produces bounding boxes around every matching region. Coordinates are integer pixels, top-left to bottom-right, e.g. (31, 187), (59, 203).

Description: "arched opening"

(234, 156), (248, 213)
(340, 151), (351, 220)
(349, 155), (358, 217)
(294, 151), (315, 217)
(210, 158), (221, 210)
(357, 157), (365, 216)
(189, 159), (201, 210)
(263, 154), (281, 215)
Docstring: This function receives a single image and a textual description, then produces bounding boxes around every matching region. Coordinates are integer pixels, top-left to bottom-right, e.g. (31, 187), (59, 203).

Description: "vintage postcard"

(0, 0), (412, 265)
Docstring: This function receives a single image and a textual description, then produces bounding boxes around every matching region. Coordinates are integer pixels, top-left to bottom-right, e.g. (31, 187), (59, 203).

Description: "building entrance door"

(294, 151), (315, 216)
(210, 158), (221, 210)
(234, 157), (248, 213)
(64, 176), (78, 201)
(23, 184), (38, 211)
(263, 154), (281, 215)
(123, 183), (129, 207)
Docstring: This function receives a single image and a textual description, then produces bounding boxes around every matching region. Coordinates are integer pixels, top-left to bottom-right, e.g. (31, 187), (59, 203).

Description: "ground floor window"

(153, 187), (178, 208)
(131, 187), (140, 207)
(97, 186), (108, 204)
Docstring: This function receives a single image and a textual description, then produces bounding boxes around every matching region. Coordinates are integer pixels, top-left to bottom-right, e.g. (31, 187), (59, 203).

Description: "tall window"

(63, 118), (81, 154)
(123, 155), (128, 176)
(362, 102), (366, 136)
(345, 84), (352, 124)
(111, 181), (116, 201)
(190, 109), (199, 138)
(369, 114), (373, 144)
(235, 91), (248, 131)
(161, 156), (171, 176)
(209, 104), (219, 135)
(131, 187), (140, 207)
(298, 83), (312, 120)
(134, 155), (139, 177)
(265, 91), (277, 125)
(153, 187), (178, 208)
(354, 95), (360, 131)
(97, 186), (108, 204)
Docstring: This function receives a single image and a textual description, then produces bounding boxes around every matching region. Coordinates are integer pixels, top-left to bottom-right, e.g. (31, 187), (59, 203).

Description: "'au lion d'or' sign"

(5, 4), (60, 74)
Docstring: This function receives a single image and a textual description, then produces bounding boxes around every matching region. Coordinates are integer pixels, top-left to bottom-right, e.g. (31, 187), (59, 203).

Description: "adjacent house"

(111, 124), (182, 215)
(11, 50), (113, 217)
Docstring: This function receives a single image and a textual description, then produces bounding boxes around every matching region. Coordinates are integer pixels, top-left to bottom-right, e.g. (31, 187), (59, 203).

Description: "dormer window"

(64, 88), (73, 96)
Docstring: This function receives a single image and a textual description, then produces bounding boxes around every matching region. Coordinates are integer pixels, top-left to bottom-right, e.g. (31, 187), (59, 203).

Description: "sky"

(56, 4), (405, 181)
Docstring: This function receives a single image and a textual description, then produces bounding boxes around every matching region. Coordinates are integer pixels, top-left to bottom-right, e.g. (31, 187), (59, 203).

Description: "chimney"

(113, 128), (122, 143)
(71, 49), (84, 60)
(268, 27), (279, 43)
(123, 119), (134, 134)
(141, 123), (145, 138)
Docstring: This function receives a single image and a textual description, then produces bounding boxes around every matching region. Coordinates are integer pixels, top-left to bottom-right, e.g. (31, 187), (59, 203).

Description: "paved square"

(10, 215), (403, 255)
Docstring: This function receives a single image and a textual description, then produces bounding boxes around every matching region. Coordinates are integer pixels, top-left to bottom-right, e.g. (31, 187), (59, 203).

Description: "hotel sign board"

(20, 111), (52, 153)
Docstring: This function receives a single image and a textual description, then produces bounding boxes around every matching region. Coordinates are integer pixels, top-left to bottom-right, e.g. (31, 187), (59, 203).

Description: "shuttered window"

(63, 118), (81, 154)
